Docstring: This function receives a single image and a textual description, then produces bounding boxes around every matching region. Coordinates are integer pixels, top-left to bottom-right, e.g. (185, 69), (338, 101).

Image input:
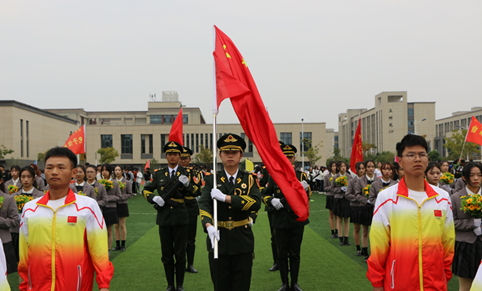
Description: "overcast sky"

(1, 0), (481, 130)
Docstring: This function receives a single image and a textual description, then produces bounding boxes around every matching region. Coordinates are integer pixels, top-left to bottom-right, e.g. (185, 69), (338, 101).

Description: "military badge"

(241, 183), (247, 189)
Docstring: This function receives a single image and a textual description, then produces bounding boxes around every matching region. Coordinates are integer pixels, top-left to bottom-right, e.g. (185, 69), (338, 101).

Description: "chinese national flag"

(169, 108), (183, 146)
(63, 125), (85, 155)
(466, 116), (482, 146)
(145, 159), (150, 171)
(213, 26), (309, 221)
(350, 116), (363, 174)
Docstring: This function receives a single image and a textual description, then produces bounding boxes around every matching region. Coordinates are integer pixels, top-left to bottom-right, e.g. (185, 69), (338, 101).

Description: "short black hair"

(364, 160), (375, 168)
(45, 147), (77, 169)
(396, 134), (428, 157)
(100, 164), (113, 179)
(86, 165), (97, 172)
(10, 165), (20, 172)
(424, 162), (441, 175)
(76, 165), (87, 181)
(463, 163), (482, 187)
(19, 166), (38, 188)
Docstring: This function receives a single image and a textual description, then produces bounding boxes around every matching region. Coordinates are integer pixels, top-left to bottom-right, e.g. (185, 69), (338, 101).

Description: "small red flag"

(169, 108), (183, 146)
(145, 159), (150, 171)
(350, 116), (363, 174)
(63, 125), (86, 155)
(466, 116), (482, 146)
(213, 26), (308, 221)
(67, 216), (77, 223)
(434, 210), (442, 217)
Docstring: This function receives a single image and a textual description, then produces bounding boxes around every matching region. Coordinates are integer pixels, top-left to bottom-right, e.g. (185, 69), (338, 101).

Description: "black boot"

(339, 237), (344, 246)
(186, 245), (195, 272)
(344, 236), (351, 246)
(290, 259), (301, 291)
(292, 283), (303, 291)
(175, 262), (185, 291)
(279, 260), (289, 290)
(164, 264), (175, 291)
(269, 262), (279, 271)
(277, 283), (290, 291)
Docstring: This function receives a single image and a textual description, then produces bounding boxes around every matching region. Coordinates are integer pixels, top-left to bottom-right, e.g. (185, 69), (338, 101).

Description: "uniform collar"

(168, 165), (179, 175)
(224, 169), (239, 182)
(467, 186), (482, 195)
(22, 187), (34, 194)
(38, 188), (76, 206)
(397, 177), (438, 198)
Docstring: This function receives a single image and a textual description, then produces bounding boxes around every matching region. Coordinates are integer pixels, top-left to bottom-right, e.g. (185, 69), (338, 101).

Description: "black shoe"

(111, 246), (121, 251)
(344, 239), (351, 246)
(364, 255), (370, 262)
(176, 285), (184, 291)
(186, 265), (198, 273)
(166, 286), (175, 291)
(269, 263), (279, 271)
(292, 283), (303, 291)
(277, 283), (289, 291)
(330, 233), (336, 238)
(339, 238), (344, 246)
(120, 246), (126, 251)
(356, 250), (362, 256)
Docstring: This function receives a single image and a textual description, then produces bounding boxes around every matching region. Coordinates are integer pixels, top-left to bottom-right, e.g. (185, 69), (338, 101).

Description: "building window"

(141, 135), (146, 154)
(191, 133), (194, 151)
(20, 119), (23, 157)
(205, 133), (209, 149)
(300, 132), (312, 156)
(200, 133), (204, 148)
(101, 135), (113, 148)
(26, 120), (29, 158)
(196, 134), (199, 153)
(121, 135), (133, 154)
(210, 133), (213, 149)
(149, 135), (153, 153)
(183, 114), (189, 124)
(150, 115), (162, 124)
(280, 132), (292, 145)
(186, 134), (190, 150)
(161, 134), (168, 148)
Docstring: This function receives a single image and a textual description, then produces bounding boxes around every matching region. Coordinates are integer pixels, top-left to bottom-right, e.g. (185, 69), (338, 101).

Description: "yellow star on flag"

(242, 59), (248, 67)
(223, 45), (231, 58)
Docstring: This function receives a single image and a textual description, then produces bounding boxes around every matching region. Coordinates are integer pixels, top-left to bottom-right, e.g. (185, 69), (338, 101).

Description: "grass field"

(8, 192), (460, 290)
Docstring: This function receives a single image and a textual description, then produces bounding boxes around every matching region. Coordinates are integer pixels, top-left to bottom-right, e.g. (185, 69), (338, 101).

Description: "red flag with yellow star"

(169, 107), (183, 146)
(213, 26), (309, 221)
(350, 116), (363, 174)
(63, 125), (85, 155)
(466, 116), (482, 146)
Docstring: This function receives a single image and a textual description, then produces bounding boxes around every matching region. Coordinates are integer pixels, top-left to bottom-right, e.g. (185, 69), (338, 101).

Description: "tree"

(375, 151), (395, 164)
(150, 158), (160, 170)
(0, 145), (14, 159)
(444, 129), (481, 160)
(193, 145), (213, 166)
(428, 150), (444, 162)
(97, 147), (119, 164)
(326, 147), (350, 166)
(303, 140), (323, 167)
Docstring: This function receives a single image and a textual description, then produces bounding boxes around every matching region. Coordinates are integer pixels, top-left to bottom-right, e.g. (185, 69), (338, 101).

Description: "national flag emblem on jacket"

(68, 216), (77, 226)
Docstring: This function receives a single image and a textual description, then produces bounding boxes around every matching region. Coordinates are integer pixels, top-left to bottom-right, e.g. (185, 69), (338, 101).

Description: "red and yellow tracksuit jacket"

(367, 178), (455, 290)
(19, 190), (114, 291)
(471, 260), (482, 291)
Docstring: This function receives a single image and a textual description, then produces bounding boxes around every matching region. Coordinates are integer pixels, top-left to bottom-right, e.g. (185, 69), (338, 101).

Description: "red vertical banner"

(169, 108), (183, 146)
(466, 116), (482, 146)
(350, 116), (363, 174)
(63, 125), (86, 155)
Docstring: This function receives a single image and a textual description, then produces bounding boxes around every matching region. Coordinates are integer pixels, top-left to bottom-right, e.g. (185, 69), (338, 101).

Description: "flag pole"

(459, 127), (469, 161)
(212, 26), (219, 259)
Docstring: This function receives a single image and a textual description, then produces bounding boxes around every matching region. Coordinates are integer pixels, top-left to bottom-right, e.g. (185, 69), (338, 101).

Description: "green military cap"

(217, 133), (246, 152)
(279, 140), (285, 147)
(181, 146), (193, 157)
(163, 141), (183, 154)
(281, 144), (297, 157)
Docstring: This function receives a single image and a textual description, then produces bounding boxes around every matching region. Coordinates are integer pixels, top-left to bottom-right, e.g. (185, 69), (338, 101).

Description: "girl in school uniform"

(324, 161), (338, 238)
(452, 163), (482, 291)
(69, 165), (96, 199)
(368, 162), (397, 205)
(354, 160), (379, 261)
(112, 165), (134, 251)
(439, 161), (455, 194)
(345, 162), (366, 256)
(100, 164), (122, 252)
(331, 161), (353, 246)
(424, 162), (452, 195)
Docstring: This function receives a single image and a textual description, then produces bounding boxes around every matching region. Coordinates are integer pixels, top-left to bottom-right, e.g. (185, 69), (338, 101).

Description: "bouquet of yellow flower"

(118, 181), (126, 190)
(15, 195), (34, 213)
(77, 191), (87, 196)
(363, 185), (371, 198)
(8, 185), (19, 194)
(330, 177), (333, 183)
(335, 176), (348, 187)
(94, 187), (98, 196)
(440, 172), (454, 185)
(0, 197), (4, 208)
(460, 194), (482, 218)
(99, 179), (113, 190)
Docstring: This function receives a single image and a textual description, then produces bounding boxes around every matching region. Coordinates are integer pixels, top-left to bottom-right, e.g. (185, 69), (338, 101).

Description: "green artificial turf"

(7, 192), (460, 290)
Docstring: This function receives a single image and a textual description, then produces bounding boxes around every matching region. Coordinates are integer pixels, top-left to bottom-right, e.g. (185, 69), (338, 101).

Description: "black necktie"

(171, 170), (175, 179)
(229, 176), (235, 186)
(367, 180), (374, 185)
(383, 181), (390, 187)
(76, 185), (83, 192)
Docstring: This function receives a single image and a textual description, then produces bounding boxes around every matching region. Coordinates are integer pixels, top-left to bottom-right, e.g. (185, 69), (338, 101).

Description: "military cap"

(279, 141), (285, 147)
(181, 147), (193, 157)
(281, 144), (297, 157)
(217, 133), (246, 152)
(163, 141), (183, 154)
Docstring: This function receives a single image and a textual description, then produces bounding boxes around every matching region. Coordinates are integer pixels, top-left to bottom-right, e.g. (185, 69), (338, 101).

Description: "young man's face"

(86, 167), (96, 181)
(45, 157), (76, 189)
(166, 152), (181, 167)
(180, 156), (191, 168)
(219, 150), (243, 168)
(11, 169), (19, 179)
(399, 145), (428, 178)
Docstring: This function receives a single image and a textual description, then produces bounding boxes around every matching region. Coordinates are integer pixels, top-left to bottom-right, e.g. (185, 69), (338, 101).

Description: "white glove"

(153, 196), (165, 207)
(367, 200), (371, 205)
(207, 225), (220, 248)
(301, 180), (309, 191)
(248, 219), (254, 228)
(211, 189), (226, 202)
(271, 198), (284, 210)
(474, 227), (482, 236)
(341, 186), (347, 192)
(179, 175), (189, 187)
(475, 219), (481, 228)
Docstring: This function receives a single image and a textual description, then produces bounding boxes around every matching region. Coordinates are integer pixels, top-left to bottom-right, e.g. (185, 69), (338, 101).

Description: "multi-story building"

(0, 100), (79, 167)
(337, 92), (436, 158)
(434, 107), (482, 159)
